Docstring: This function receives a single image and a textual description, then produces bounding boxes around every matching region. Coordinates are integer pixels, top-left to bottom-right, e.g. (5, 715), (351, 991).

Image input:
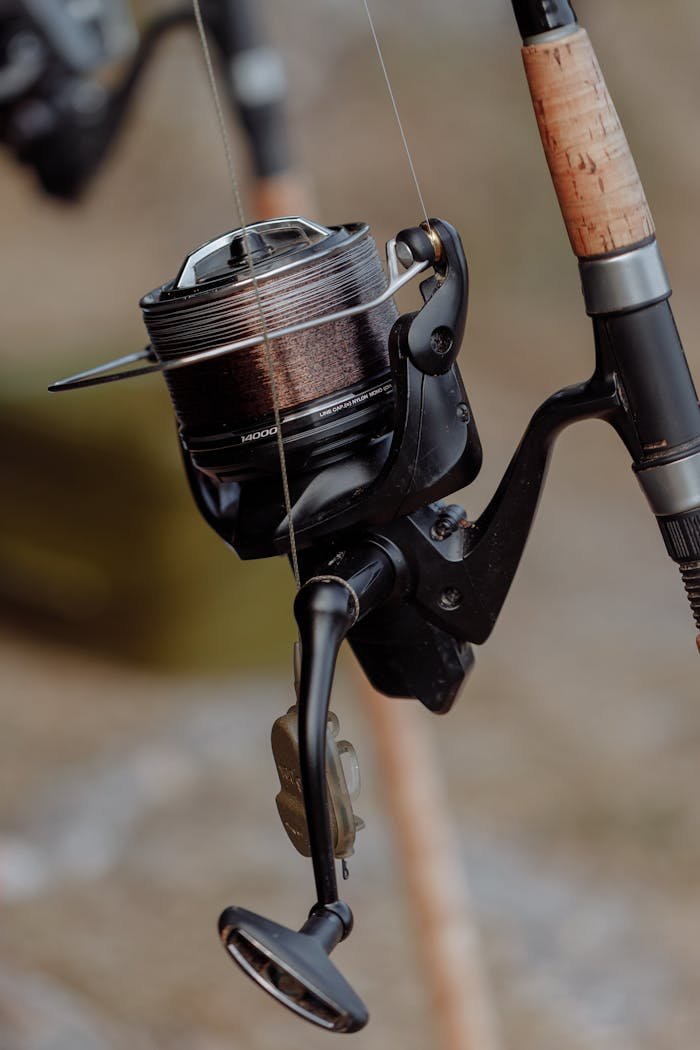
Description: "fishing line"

(361, 0), (431, 230)
(191, 0), (302, 587)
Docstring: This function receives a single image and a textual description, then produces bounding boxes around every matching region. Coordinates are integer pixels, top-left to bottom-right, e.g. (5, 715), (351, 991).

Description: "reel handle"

(219, 901), (368, 1033)
(217, 551), (397, 1031)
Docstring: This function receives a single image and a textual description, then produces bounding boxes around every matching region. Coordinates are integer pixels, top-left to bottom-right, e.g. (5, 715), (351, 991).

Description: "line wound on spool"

(49, 222), (427, 393)
(135, 217), (418, 483)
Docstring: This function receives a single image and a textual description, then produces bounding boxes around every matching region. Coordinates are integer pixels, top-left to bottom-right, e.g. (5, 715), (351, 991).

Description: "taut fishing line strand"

(188, 0), (431, 589)
(361, 0), (431, 230)
(191, 0), (302, 587)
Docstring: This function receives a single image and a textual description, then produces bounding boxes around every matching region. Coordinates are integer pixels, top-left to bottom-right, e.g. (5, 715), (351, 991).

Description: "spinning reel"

(54, 202), (700, 1032)
(53, 214), (487, 1030)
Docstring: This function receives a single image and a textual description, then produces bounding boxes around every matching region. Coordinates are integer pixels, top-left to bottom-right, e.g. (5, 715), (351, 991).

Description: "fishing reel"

(49, 210), (693, 1032)
(158, 215), (486, 1032)
(52, 213), (488, 1029)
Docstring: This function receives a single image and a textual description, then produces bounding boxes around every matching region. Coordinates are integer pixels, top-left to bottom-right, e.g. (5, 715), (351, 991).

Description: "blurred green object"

(0, 368), (295, 671)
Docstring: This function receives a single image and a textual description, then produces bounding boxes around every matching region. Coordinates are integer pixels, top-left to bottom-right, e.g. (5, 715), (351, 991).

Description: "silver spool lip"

(140, 218), (371, 311)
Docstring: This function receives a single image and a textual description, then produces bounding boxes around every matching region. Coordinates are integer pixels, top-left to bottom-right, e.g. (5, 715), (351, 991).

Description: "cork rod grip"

(522, 28), (654, 259)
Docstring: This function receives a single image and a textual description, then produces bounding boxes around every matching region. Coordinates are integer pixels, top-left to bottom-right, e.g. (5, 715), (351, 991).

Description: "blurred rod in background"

(0, 0), (307, 217)
(362, 676), (501, 1050)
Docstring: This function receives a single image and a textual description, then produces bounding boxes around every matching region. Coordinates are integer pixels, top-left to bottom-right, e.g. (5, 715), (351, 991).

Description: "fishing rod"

(512, 0), (700, 629)
(49, 0), (699, 1036)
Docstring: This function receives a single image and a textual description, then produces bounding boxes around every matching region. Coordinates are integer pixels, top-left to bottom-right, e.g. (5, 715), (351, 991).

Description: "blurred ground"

(1, 1), (699, 1048)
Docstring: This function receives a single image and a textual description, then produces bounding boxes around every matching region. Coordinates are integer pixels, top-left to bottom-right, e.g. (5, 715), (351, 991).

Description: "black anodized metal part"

(594, 302), (700, 465)
(511, 0), (577, 40)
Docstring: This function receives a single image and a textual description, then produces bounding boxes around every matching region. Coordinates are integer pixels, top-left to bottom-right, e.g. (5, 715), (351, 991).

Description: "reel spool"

(135, 216), (480, 559)
(141, 218), (399, 485)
